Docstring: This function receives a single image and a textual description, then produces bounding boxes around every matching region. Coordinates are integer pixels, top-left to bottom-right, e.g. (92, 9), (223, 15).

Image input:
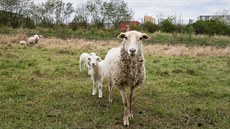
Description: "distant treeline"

(0, 0), (230, 36)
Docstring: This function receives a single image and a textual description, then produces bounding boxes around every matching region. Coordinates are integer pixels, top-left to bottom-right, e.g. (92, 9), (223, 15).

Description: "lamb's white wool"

(79, 52), (99, 75)
(28, 34), (40, 44)
(103, 30), (150, 126)
(88, 55), (104, 98)
(19, 40), (27, 45)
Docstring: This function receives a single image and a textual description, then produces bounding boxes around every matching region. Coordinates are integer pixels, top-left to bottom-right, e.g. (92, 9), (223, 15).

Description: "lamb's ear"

(142, 33), (150, 40)
(117, 33), (126, 39)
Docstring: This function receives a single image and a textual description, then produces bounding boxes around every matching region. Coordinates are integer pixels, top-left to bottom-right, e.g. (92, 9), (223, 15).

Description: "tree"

(0, 0), (34, 28)
(86, 0), (105, 27)
(104, 0), (133, 26)
(160, 17), (176, 33)
(86, 0), (133, 28)
(143, 22), (158, 33)
(32, 0), (74, 27)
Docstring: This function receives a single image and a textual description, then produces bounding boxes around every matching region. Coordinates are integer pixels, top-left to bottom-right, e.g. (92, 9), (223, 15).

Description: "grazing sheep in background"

(79, 52), (98, 75)
(88, 55), (103, 98)
(103, 30), (150, 126)
(19, 40), (27, 45)
(27, 34), (42, 45)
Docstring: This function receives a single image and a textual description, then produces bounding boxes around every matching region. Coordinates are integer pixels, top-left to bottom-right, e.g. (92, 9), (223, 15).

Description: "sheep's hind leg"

(119, 88), (129, 127)
(79, 60), (82, 72)
(128, 87), (135, 119)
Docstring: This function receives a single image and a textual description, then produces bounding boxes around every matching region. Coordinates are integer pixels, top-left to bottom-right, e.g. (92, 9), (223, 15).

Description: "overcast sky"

(36, 0), (230, 24)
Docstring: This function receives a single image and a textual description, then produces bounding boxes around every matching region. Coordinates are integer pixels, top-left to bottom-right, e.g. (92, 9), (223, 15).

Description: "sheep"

(27, 34), (42, 45)
(103, 30), (150, 126)
(79, 52), (98, 75)
(87, 54), (104, 98)
(19, 40), (27, 45)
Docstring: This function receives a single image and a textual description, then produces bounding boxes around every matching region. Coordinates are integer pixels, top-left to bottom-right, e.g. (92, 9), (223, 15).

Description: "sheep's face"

(88, 55), (101, 67)
(34, 35), (40, 40)
(118, 31), (150, 57)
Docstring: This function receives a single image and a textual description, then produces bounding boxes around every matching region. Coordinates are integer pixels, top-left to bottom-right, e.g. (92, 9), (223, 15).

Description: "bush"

(143, 22), (158, 33)
(160, 18), (176, 33)
(192, 19), (230, 35)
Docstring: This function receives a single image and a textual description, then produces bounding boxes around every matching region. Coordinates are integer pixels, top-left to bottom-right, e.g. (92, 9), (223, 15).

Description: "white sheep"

(79, 52), (98, 75)
(103, 30), (150, 126)
(27, 34), (42, 45)
(88, 55), (104, 98)
(19, 40), (27, 45)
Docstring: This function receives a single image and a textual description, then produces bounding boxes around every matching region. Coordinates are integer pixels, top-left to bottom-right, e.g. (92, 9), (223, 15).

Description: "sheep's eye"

(97, 58), (100, 60)
(139, 37), (143, 40)
(88, 57), (91, 60)
(124, 36), (128, 40)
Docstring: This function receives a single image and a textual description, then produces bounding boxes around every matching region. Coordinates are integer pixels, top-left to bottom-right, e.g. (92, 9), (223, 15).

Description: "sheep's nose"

(129, 48), (136, 53)
(92, 63), (95, 66)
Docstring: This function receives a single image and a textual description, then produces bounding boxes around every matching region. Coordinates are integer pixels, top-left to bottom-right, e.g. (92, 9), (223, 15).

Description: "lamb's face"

(118, 31), (150, 57)
(88, 55), (101, 67)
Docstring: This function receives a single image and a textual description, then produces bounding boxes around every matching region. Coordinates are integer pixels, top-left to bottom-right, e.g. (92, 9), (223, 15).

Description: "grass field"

(0, 42), (230, 129)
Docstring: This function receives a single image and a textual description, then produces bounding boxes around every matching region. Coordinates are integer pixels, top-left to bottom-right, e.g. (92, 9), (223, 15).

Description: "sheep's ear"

(142, 33), (150, 40)
(117, 33), (126, 39)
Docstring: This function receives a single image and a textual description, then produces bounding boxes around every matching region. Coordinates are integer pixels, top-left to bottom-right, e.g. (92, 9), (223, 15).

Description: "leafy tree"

(160, 18), (176, 33)
(0, 0), (34, 28)
(33, 0), (74, 27)
(143, 22), (158, 33)
(86, 0), (133, 28)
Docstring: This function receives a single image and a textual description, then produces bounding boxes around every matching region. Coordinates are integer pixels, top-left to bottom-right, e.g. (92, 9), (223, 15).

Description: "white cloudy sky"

(36, 0), (230, 24)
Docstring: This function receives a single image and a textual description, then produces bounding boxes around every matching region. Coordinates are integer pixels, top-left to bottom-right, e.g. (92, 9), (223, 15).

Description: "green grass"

(0, 44), (229, 129)
(148, 32), (230, 46)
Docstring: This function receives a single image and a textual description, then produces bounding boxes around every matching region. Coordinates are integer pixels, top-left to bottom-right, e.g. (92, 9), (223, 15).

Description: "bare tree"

(214, 9), (230, 15)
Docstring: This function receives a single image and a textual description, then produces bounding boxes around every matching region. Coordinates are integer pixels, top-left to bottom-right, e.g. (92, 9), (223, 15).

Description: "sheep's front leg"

(129, 87), (135, 119)
(92, 78), (97, 96)
(108, 79), (113, 102)
(98, 79), (103, 98)
(119, 88), (129, 127)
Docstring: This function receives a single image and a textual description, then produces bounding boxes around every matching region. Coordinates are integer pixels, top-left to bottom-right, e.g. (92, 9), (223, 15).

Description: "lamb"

(103, 30), (150, 126)
(88, 54), (104, 98)
(79, 52), (98, 75)
(27, 34), (42, 45)
(19, 40), (27, 45)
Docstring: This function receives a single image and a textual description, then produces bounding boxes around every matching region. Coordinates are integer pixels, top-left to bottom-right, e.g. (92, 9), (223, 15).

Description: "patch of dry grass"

(0, 34), (229, 56)
(145, 44), (230, 56)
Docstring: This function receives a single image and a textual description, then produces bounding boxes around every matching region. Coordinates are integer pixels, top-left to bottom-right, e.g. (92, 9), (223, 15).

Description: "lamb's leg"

(88, 66), (91, 75)
(129, 87), (135, 119)
(119, 88), (129, 127)
(108, 79), (113, 103)
(92, 79), (97, 96)
(98, 79), (103, 98)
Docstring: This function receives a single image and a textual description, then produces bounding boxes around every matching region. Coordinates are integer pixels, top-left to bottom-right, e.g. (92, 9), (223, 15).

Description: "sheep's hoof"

(99, 95), (102, 98)
(108, 99), (112, 103)
(108, 97), (113, 103)
(129, 113), (134, 119)
(123, 121), (129, 127)
(123, 117), (129, 127)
